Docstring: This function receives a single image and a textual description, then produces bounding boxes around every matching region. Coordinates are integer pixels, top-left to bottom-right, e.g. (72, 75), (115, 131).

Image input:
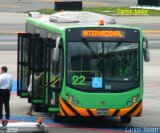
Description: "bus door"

(44, 37), (63, 112)
(17, 33), (32, 98)
(43, 38), (59, 111)
(31, 37), (45, 105)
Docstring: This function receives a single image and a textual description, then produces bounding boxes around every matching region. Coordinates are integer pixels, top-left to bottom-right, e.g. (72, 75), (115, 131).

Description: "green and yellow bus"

(17, 11), (150, 123)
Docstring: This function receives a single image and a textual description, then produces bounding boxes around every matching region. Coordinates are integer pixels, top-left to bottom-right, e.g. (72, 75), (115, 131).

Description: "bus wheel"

(120, 116), (132, 123)
(53, 114), (63, 123)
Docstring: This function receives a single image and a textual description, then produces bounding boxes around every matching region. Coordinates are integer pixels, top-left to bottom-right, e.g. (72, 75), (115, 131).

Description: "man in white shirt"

(0, 66), (12, 119)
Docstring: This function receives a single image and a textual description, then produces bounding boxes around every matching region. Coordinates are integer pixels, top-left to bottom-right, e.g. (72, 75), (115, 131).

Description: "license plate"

(96, 109), (109, 116)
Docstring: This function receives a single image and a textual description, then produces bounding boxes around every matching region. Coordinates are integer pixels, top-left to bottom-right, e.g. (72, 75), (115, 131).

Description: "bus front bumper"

(59, 97), (142, 117)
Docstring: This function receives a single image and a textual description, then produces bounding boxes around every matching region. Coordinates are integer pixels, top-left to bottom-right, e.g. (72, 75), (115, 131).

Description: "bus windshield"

(67, 41), (139, 92)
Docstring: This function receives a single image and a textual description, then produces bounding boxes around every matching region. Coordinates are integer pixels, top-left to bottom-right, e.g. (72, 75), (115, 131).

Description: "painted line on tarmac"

(7, 114), (53, 124)
(144, 34), (160, 37)
(0, 5), (20, 8)
(144, 85), (160, 88)
(143, 30), (160, 36)
(143, 30), (160, 33)
(0, 42), (17, 45)
(145, 108), (160, 112)
(147, 41), (160, 44)
(39, 0), (109, 6)
(0, 31), (24, 34)
(83, 2), (109, 6)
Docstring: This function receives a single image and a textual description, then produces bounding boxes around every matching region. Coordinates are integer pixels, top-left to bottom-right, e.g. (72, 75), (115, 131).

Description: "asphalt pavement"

(0, 0), (137, 12)
(116, 16), (160, 49)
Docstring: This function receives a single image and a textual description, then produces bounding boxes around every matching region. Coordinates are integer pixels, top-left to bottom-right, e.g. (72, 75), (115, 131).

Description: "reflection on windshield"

(67, 41), (139, 92)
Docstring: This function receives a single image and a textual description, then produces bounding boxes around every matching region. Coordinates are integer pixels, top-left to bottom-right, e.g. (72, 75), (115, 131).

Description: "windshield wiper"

(82, 38), (96, 55)
(113, 42), (122, 51)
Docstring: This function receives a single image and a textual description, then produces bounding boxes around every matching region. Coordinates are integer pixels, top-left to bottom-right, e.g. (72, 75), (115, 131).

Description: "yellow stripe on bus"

(60, 97), (76, 116)
(131, 102), (142, 116)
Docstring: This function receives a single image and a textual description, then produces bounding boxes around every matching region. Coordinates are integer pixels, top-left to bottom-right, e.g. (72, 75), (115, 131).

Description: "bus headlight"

(132, 97), (137, 103)
(73, 100), (79, 105)
(68, 95), (74, 102)
(127, 101), (133, 107)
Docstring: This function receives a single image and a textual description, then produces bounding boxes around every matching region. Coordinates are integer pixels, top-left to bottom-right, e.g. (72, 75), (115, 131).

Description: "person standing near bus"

(0, 66), (12, 119)
(27, 69), (43, 116)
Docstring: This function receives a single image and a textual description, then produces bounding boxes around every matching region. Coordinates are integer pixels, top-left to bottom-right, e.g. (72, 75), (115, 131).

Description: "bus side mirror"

(143, 37), (150, 62)
(53, 37), (61, 61)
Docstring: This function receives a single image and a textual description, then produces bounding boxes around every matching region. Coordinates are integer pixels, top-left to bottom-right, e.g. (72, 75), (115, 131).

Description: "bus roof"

(26, 11), (141, 33)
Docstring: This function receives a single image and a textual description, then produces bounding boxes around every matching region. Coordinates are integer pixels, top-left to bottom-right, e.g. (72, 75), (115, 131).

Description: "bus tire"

(120, 116), (132, 123)
(53, 114), (63, 123)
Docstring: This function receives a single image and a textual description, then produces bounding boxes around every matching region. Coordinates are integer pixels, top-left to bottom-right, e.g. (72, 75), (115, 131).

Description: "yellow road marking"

(0, 5), (20, 8)
(143, 30), (160, 33)
(39, 0), (109, 6)
(0, 31), (24, 34)
(143, 34), (160, 36)
(83, 2), (109, 6)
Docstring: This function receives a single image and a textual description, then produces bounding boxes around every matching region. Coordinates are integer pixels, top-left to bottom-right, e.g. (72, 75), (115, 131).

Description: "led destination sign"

(82, 30), (124, 38)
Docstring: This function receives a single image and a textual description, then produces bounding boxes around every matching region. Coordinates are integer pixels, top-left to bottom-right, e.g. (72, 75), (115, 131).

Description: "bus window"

(67, 41), (139, 92)
(67, 42), (102, 90)
(31, 37), (45, 100)
(51, 38), (63, 93)
(103, 42), (139, 91)
(17, 33), (32, 97)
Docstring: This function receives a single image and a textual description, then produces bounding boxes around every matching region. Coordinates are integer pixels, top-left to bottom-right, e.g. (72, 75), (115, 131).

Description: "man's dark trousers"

(0, 89), (10, 119)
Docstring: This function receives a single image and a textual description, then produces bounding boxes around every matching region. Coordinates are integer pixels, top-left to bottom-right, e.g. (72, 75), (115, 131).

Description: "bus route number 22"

(72, 75), (85, 85)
